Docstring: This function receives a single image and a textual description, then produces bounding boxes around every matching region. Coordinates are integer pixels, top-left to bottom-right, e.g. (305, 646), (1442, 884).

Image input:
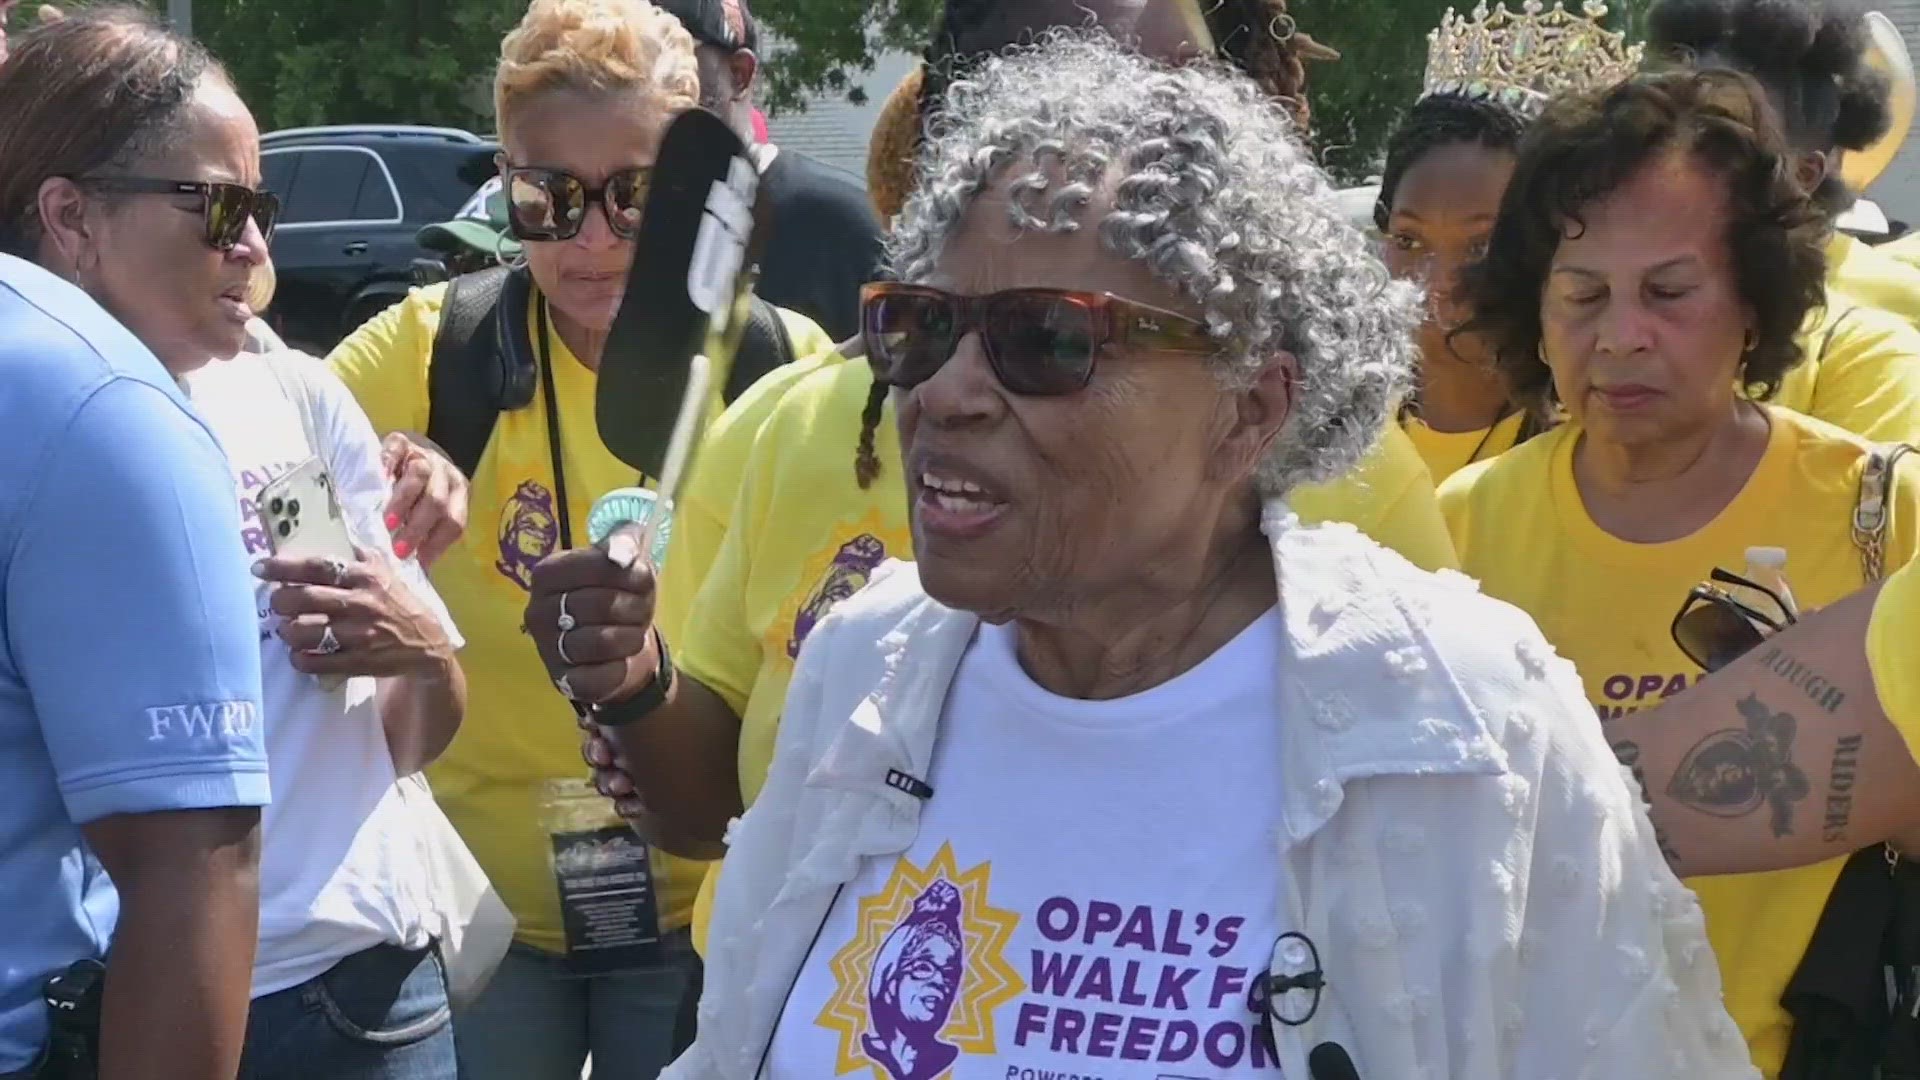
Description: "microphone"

(1308, 1042), (1362, 1080)
(594, 107), (767, 569)
(884, 769), (934, 800)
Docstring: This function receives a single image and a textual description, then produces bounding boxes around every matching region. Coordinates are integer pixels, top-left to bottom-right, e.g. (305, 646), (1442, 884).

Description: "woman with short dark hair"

(0, 9), (469, 1078)
(1443, 67), (1920, 1076)
(0, 8), (268, 1078)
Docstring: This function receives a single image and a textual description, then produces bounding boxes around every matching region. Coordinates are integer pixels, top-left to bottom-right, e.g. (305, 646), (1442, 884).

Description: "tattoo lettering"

(1824, 734), (1864, 843)
(1668, 694), (1811, 838)
(1755, 646), (1847, 714)
(1612, 739), (1682, 865)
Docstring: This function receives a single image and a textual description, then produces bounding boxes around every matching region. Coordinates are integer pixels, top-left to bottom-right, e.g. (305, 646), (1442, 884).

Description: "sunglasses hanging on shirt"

(1669, 566), (1799, 673)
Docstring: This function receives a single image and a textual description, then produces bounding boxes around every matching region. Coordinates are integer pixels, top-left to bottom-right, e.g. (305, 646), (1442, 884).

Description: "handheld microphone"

(1308, 1042), (1362, 1080)
(594, 107), (768, 568)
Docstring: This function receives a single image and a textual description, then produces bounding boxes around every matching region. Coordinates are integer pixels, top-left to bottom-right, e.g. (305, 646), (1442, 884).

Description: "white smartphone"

(259, 457), (356, 564)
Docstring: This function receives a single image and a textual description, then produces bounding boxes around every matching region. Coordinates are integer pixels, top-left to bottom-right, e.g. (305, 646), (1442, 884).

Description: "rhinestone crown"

(1421, 0), (1645, 115)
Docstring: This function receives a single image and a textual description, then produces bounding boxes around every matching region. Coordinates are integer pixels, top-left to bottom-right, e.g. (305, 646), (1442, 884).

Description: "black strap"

(727, 296), (797, 403)
(534, 299), (576, 551)
(426, 266), (519, 479)
(427, 265), (801, 534)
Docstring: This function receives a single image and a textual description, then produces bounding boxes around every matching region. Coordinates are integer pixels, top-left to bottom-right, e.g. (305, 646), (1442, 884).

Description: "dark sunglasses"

(860, 283), (1219, 397)
(76, 177), (279, 251)
(503, 165), (652, 242)
(1670, 567), (1798, 673)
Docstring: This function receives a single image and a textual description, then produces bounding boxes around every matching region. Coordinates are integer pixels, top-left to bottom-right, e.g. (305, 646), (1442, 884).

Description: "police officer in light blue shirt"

(0, 260), (267, 1072)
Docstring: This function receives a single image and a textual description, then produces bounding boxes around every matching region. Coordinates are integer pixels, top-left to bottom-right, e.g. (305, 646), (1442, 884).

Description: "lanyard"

(534, 297), (592, 724)
(535, 298), (576, 550)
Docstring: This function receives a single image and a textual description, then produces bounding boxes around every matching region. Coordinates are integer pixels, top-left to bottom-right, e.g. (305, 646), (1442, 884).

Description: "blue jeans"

(239, 943), (457, 1080)
(453, 930), (697, 1080)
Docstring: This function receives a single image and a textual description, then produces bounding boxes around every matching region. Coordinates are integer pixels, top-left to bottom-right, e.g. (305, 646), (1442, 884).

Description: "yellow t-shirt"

(1439, 407), (1920, 1076)
(1828, 232), (1920, 329)
(675, 359), (1460, 949)
(1773, 302), (1920, 445)
(653, 347), (849, 645)
(1880, 230), (1920, 275)
(1402, 411), (1528, 487)
(1868, 553), (1920, 734)
(326, 283), (832, 952)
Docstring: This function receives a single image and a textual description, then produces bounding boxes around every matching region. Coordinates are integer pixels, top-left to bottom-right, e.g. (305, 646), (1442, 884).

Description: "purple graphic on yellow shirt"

(863, 881), (965, 1080)
(497, 480), (559, 590)
(789, 533), (888, 658)
(816, 843), (1024, 1079)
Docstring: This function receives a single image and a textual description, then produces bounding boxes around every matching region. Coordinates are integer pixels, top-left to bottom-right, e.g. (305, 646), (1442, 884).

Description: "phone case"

(259, 457), (356, 563)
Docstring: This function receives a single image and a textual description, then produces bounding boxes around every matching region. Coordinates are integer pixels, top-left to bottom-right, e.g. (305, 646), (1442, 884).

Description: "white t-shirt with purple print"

(769, 610), (1287, 1079)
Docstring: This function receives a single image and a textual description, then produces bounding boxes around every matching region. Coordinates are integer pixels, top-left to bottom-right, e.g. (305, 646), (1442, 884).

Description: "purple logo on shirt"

(863, 880), (966, 1080)
(813, 843), (1024, 1077)
(496, 480), (558, 590)
(788, 533), (888, 658)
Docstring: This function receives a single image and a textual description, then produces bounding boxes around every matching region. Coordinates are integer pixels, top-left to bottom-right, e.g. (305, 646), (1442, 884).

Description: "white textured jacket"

(667, 505), (1760, 1080)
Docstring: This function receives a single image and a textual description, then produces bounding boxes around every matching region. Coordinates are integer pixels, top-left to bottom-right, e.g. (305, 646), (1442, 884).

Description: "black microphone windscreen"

(1308, 1041), (1362, 1080)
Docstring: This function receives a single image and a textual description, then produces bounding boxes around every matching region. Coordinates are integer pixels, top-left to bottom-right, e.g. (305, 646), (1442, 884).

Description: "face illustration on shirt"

(864, 880), (967, 1080)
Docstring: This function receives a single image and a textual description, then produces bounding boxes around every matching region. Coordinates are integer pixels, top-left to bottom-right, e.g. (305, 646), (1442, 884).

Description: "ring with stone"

(316, 624), (343, 655)
(324, 557), (351, 587)
(555, 673), (575, 700)
(557, 591), (577, 633)
(557, 629), (578, 667)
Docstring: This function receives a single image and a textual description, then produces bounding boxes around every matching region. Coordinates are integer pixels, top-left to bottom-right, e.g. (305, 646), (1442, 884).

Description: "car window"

(277, 148), (396, 224)
(382, 144), (498, 222)
(262, 153), (298, 201)
(352, 161), (399, 220)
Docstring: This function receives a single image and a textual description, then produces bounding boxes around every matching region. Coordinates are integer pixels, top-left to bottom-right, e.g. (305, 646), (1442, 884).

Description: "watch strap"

(592, 632), (674, 728)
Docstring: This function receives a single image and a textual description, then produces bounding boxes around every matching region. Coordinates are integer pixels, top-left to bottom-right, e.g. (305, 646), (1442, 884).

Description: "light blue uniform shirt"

(0, 255), (267, 1070)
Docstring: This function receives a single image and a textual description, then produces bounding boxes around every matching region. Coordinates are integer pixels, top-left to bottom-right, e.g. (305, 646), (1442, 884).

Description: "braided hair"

(1646, 0), (1892, 214)
(1373, 92), (1528, 232)
(1374, 93), (1534, 434)
(853, 0), (1337, 488)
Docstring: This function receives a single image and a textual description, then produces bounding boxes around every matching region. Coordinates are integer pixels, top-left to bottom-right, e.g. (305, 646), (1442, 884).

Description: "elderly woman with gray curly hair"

(660, 31), (1756, 1080)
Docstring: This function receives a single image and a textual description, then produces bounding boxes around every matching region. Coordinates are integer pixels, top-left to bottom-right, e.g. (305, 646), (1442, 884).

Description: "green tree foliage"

(751, 0), (941, 111)
(1, 0), (1653, 181)
(1297, 0), (1655, 183)
(190, 0), (526, 132)
(1295, 0), (1457, 183)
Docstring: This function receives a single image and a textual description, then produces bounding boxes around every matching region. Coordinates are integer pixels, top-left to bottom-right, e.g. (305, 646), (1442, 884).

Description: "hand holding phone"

(259, 458), (356, 565)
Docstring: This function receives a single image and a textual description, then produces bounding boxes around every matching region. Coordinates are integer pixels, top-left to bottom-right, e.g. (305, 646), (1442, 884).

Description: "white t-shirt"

(182, 353), (461, 998)
(769, 610), (1288, 1079)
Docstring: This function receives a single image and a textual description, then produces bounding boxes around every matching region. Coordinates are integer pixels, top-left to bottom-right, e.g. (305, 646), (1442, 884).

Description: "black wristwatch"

(592, 632), (675, 728)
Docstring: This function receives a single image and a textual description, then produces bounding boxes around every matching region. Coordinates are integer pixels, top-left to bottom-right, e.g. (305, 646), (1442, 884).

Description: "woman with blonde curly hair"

(327, 2), (836, 1076)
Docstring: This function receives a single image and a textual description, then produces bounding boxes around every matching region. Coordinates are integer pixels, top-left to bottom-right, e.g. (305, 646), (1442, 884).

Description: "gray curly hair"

(886, 29), (1420, 496)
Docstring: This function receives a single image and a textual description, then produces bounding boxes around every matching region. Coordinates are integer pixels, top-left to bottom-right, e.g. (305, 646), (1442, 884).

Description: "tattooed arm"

(1611, 582), (1920, 877)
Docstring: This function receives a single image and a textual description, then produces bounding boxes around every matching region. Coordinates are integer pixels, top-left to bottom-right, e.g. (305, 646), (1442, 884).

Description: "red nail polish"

(385, 512), (401, 531)
(394, 540), (413, 559)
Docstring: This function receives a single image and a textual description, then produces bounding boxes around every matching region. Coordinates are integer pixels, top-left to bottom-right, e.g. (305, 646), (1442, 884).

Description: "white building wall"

(1870, 0), (1920, 228)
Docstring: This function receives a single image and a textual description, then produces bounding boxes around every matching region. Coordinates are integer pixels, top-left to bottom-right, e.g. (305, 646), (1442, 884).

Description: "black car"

(261, 125), (498, 351)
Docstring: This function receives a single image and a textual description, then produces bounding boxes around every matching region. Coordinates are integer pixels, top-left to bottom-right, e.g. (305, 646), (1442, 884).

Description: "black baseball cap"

(655, 0), (758, 53)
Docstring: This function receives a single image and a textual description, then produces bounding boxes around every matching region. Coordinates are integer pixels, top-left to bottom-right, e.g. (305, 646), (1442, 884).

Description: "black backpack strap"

(724, 296), (798, 404)
(426, 266), (537, 478)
